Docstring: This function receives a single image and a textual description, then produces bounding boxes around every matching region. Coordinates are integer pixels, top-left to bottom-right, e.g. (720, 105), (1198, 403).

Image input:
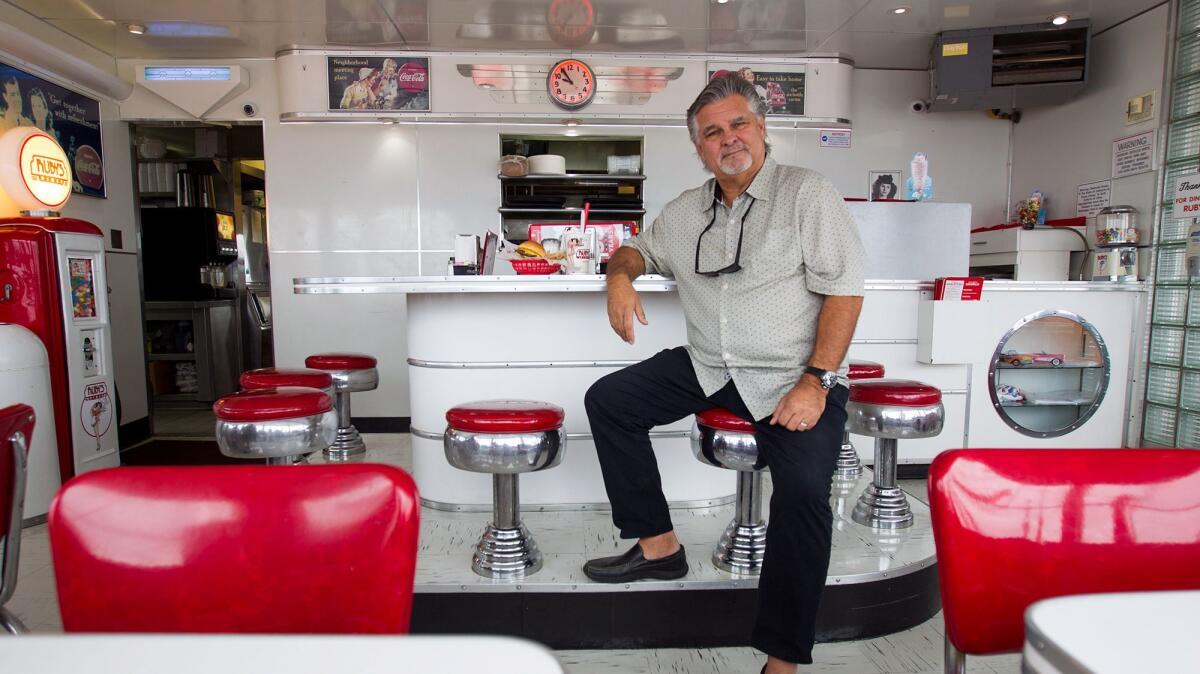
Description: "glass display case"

(988, 309), (1111, 437)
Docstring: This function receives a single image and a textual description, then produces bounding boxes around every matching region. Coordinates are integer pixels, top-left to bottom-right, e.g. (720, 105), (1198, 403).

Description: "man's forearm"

(806, 295), (864, 375)
(606, 246), (646, 287)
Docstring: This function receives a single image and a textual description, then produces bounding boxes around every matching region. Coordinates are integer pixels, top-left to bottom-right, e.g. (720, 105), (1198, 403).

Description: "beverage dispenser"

(0, 127), (119, 481)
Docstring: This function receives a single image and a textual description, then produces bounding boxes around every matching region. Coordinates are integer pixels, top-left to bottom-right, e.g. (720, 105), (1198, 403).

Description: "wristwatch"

(804, 366), (838, 391)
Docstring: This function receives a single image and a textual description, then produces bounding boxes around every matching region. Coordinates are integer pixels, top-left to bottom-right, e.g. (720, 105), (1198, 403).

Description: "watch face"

(546, 0), (596, 48)
(821, 371), (838, 389)
(548, 59), (596, 110)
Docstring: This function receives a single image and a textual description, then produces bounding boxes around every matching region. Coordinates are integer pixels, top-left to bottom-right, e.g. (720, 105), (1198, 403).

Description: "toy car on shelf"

(999, 351), (1065, 367)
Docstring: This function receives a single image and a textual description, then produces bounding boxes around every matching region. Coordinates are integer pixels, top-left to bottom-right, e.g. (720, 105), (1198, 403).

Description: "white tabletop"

(0, 634), (564, 673)
(1023, 590), (1200, 674)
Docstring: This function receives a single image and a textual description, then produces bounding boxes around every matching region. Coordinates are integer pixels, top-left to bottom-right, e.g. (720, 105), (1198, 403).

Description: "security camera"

(242, 102), (258, 118)
(910, 99), (930, 113)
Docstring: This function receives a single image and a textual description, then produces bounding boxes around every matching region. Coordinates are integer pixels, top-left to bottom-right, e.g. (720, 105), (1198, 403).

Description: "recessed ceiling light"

(565, 119), (579, 127)
(892, 6), (910, 15)
(126, 23), (146, 35)
(716, 0), (730, 4)
(1051, 14), (1070, 26)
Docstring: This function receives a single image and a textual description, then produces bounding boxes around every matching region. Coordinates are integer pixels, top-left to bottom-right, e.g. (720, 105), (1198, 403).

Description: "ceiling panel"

(2, 0), (1170, 67)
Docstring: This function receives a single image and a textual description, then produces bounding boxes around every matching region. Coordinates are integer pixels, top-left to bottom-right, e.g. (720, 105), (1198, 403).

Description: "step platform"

(312, 437), (938, 650)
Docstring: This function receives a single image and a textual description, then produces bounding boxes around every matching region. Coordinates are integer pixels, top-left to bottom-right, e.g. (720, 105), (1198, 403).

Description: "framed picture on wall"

(706, 61), (805, 116)
(868, 170), (903, 201)
(327, 56), (430, 111)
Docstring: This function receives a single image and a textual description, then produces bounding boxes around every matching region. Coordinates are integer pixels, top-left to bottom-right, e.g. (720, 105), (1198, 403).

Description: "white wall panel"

(416, 124), (501, 252)
(1011, 6), (1168, 259)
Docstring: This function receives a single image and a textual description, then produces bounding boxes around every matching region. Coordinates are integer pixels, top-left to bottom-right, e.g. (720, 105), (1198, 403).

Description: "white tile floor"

(6, 433), (1021, 673)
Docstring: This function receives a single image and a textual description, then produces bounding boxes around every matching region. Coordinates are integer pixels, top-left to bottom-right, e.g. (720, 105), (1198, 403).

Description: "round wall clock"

(548, 58), (596, 110)
(546, 0), (595, 48)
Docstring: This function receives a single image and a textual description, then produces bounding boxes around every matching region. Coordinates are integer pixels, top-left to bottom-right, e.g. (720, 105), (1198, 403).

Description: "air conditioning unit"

(929, 19), (1090, 111)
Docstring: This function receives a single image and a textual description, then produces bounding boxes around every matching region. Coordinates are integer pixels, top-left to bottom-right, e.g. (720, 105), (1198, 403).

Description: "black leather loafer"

(582, 543), (688, 583)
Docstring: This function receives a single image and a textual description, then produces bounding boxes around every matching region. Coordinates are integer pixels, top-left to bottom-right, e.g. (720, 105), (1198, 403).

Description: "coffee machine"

(141, 207), (238, 300)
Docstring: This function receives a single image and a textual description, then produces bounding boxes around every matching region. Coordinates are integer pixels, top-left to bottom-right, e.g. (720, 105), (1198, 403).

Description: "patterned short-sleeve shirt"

(624, 156), (866, 420)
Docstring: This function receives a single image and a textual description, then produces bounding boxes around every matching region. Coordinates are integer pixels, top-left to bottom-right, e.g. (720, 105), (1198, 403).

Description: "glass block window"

(1142, 0), (1200, 447)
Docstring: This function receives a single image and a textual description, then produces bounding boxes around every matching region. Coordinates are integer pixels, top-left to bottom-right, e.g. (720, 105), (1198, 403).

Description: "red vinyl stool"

(0, 404), (34, 634)
(846, 379), (943, 529)
(305, 353), (379, 461)
(691, 408), (765, 575)
(214, 387), (337, 465)
(240, 367), (334, 396)
(836, 360), (886, 479)
(444, 400), (565, 578)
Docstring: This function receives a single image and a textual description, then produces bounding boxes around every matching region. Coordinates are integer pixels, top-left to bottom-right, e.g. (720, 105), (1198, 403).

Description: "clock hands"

(561, 71), (575, 86)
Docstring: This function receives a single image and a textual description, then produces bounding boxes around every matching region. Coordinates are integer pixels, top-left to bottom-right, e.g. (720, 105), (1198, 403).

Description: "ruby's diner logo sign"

(0, 127), (73, 211)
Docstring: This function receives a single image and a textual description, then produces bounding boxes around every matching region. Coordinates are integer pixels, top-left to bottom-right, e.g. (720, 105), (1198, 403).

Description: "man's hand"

(769, 378), (826, 431)
(607, 281), (648, 344)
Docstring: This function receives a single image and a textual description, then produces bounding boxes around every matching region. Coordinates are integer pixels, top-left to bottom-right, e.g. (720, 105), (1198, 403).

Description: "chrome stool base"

(325, 424), (366, 459)
(472, 522), (543, 579)
(713, 519), (767, 575)
(835, 430), (862, 479)
(852, 482), (914, 529)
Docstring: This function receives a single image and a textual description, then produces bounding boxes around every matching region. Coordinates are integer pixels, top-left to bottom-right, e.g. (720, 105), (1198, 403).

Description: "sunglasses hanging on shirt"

(695, 197), (755, 277)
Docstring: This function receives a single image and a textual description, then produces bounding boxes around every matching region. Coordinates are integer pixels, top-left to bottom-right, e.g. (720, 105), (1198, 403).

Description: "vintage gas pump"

(0, 127), (119, 482)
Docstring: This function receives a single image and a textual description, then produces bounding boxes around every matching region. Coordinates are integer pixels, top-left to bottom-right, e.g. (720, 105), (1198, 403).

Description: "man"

(0, 76), (32, 134)
(582, 73), (866, 673)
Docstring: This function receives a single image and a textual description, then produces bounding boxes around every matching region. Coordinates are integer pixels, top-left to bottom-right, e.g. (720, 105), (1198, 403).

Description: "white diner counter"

(294, 275), (1147, 510)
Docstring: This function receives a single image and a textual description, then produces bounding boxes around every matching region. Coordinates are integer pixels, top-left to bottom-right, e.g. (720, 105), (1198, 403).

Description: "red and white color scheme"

(0, 128), (119, 481)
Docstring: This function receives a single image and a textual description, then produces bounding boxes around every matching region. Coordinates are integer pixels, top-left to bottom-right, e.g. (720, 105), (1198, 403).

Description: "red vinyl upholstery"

(696, 408), (755, 433)
(930, 449), (1200, 657)
(50, 465), (420, 633)
(305, 353), (378, 371)
(446, 400), (565, 433)
(213, 387), (333, 422)
(847, 360), (885, 380)
(240, 367), (333, 391)
(0, 405), (34, 548)
(848, 379), (941, 406)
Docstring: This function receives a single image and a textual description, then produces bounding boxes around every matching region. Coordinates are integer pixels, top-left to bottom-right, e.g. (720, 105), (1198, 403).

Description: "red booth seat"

(930, 448), (1200, 662)
(49, 465), (420, 633)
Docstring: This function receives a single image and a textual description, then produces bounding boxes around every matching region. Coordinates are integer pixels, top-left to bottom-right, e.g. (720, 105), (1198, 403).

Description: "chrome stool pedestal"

(444, 400), (565, 579)
(691, 408), (766, 575)
(846, 379), (944, 530)
(836, 360), (886, 479)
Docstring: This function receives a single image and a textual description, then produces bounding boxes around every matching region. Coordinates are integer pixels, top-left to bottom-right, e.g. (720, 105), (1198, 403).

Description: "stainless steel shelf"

(498, 174), (645, 180)
(1000, 398), (1097, 408)
(499, 207), (645, 214)
(995, 363), (1104, 370)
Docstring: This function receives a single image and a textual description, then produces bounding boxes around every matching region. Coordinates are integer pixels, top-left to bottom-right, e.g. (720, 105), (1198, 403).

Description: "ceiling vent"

(929, 19), (1090, 111)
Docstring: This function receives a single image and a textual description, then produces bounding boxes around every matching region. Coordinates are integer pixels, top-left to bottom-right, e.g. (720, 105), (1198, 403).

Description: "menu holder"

(479, 231), (499, 275)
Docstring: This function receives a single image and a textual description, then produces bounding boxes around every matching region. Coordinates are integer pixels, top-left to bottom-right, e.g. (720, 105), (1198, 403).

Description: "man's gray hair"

(686, 73), (769, 145)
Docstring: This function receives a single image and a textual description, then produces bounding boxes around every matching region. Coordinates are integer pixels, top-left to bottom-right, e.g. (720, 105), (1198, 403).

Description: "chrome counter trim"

(408, 358), (641, 369)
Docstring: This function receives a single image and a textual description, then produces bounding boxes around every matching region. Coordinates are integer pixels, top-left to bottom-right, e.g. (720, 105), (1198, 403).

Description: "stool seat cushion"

(214, 387), (333, 422)
(696, 408), (755, 433)
(849, 379), (941, 406)
(305, 353), (378, 371)
(847, 360), (885, 380)
(446, 400), (564, 433)
(240, 367), (333, 391)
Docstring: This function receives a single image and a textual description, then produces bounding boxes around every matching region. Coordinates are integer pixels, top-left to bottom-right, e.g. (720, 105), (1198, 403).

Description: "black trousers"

(584, 347), (847, 665)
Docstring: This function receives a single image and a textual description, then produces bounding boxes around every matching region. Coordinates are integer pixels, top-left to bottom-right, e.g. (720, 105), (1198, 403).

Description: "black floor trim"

(118, 417), (152, 449)
(410, 564), (940, 649)
(352, 417), (410, 433)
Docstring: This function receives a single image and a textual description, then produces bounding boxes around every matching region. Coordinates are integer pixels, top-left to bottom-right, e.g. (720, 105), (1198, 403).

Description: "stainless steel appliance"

(236, 203), (273, 370)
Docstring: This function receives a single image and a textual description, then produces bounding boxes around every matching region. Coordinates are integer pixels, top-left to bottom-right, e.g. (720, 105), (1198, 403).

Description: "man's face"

(3, 83), (19, 110)
(693, 94), (767, 178)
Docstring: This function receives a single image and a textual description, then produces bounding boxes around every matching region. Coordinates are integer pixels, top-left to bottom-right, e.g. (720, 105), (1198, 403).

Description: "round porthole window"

(988, 309), (1110, 438)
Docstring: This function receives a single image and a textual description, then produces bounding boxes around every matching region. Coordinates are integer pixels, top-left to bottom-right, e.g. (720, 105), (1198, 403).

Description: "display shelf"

(995, 361), (1104, 370)
(499, 173), (645, 181)
(498, 207), (646, 214)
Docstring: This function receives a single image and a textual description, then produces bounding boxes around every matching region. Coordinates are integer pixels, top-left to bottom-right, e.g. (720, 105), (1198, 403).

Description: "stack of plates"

(528, 154), (566, 175)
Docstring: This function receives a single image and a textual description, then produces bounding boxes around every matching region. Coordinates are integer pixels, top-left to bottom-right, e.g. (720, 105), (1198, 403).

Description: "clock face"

(548, 59), (596, 110)
(546, 0), (595, 48)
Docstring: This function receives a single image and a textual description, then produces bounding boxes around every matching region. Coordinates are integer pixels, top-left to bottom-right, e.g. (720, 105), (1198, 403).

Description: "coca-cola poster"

(1, 60), (105, 198)
(328, 56), (430, 112)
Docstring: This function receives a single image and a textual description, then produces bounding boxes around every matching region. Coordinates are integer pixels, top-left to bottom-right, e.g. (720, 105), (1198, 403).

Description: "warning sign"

(80, 381), (113, 442)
